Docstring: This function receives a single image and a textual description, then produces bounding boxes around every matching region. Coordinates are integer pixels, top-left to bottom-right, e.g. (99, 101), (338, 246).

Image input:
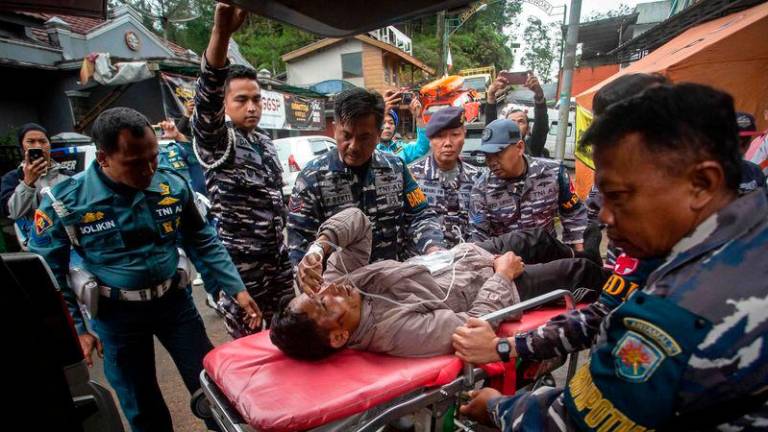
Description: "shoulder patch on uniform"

(406, 187), (427, 208)
(614, 254), (639, 276)
(34, 209), (53, 235)
(623, 318), (681, 356)
(613, 331), (664, 382)
(288, 195), (303, 213)
(159, 182), (171, 195)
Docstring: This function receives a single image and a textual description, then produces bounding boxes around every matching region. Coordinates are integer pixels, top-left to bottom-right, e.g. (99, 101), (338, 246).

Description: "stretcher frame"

(200, 289), (577, 432)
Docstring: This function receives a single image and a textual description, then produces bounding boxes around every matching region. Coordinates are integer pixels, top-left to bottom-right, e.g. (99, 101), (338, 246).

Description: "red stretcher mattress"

(203, 306), (574, 432)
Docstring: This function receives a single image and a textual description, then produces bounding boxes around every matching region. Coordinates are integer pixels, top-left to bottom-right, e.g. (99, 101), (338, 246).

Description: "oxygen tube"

(309, 237), (471, 308)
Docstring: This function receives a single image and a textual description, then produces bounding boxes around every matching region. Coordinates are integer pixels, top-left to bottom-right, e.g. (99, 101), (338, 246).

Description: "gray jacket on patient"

(317, 207), (520, 357)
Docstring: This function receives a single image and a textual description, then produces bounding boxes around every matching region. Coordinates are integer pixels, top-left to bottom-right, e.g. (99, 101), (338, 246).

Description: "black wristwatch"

(496, 338), (512, 363)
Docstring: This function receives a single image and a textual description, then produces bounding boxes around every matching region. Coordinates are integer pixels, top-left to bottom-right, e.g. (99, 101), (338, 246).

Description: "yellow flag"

(574, 105), (594, 170)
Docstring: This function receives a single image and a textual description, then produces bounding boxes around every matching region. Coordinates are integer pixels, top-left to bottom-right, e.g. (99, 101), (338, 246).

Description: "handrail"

(463, 289), (575, 387)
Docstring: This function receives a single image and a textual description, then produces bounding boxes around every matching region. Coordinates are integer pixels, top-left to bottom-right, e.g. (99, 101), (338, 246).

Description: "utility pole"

(437, 11), (446, 76)
(555, 0), (582, 161)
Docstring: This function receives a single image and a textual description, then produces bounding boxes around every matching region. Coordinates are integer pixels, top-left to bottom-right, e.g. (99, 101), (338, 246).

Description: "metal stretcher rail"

(358, 289), (576, 432)
(463, 289), (575, 386)
(200, 289), (578, 432)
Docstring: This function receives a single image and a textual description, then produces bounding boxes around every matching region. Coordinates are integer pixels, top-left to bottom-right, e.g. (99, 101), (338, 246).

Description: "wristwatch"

(496, 338), (512, 363)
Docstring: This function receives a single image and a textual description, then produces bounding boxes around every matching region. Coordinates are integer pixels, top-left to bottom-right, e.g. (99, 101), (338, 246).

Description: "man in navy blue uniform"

(29, 107), (256, 432)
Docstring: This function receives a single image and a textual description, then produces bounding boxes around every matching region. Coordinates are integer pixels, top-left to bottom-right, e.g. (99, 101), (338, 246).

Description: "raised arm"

(192, 3), (248, 152)
(525, 74), (549, 157)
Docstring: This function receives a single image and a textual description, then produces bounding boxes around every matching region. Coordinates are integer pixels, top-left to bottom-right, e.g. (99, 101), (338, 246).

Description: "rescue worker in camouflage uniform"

(288, 87), (445, 289)
(193, 3), (292, 338)
(409, 107), (606, 301)
(409, 106), (482, 247)
(454, 73), (672, 368)
(461, 83), (768, 431)
(469, 118), (587, 249)
(376, 90), (430, 164)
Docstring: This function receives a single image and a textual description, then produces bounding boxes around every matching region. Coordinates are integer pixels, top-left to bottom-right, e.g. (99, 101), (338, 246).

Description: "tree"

(110, 0), (316, 72)
(586, 4), (635, 21)
(410, 2), (522, 75)
(520, 16), (559, 83)
(233, 17), (318, 74)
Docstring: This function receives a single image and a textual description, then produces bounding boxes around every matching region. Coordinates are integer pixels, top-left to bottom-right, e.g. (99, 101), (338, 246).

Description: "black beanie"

(17, 123), (49, 149)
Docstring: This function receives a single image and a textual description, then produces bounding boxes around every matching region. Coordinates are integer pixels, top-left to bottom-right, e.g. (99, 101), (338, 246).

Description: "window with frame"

(341, 52), (363, 79)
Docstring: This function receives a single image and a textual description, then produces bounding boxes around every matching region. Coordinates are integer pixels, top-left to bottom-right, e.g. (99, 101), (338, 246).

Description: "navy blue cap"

(479, 118), (522, 153)
(736, 112), (759, 137)
(425, 106), (464, 138)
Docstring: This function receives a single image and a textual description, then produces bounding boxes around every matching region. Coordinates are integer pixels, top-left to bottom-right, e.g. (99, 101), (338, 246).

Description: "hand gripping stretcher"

(199, 289), (580, 432)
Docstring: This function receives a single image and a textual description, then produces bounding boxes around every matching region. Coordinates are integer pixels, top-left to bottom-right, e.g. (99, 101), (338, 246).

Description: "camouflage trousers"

(218, 251), (295, 339)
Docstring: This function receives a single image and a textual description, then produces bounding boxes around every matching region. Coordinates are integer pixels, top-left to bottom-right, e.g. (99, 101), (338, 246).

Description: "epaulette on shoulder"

(46, 174), (83, 205)
(376, 150), (405, 168)
(306, 152), (332, 170)
(253, 128), (271, 142)
(531, 156), (561, 170)
(408, 157), (427, 171)
(156, 166), (190, 186)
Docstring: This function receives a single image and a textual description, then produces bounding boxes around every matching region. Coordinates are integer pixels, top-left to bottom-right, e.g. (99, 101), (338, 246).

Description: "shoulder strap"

(42, 187), (79, 246)
(192, 126), (236, 171)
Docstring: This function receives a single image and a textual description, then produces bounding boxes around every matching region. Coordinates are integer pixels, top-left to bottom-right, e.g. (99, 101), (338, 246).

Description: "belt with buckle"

(99, 275), (179, 302)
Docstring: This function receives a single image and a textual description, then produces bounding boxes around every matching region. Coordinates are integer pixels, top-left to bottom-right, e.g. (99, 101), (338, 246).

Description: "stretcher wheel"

(190, 388), (212, 420)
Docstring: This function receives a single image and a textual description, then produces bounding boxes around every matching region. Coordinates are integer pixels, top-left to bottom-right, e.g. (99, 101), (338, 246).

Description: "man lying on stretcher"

(271, 207), (602, 360)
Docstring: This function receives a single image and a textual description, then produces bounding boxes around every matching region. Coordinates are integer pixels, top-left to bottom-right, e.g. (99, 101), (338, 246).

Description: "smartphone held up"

(498, 70), (531, 85)
(27, 148), (44, 163)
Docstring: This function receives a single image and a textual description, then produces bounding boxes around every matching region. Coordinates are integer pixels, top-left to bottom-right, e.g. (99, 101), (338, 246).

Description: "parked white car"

(273, 135), (337, 197)
(49, 138), (178, 173)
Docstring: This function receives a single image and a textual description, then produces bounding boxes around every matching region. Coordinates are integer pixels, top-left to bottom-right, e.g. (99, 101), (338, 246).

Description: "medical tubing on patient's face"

(315, 239), (470, 307)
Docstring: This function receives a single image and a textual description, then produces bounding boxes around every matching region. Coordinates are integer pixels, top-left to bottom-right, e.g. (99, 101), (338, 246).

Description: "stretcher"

(199, 289), (580, 432)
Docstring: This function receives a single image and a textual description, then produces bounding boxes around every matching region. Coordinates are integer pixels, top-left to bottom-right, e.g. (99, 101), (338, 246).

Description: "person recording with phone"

(486, 71), (550, 157)
(377, 89), (431, 164)
(1, 123), (73, 229)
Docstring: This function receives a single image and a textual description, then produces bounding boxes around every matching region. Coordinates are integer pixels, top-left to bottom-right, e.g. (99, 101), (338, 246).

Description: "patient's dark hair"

(270, 307), (340, 360)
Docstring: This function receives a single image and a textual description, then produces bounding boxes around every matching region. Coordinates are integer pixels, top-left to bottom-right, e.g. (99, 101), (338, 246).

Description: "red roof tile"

(37, 13), (106, 34)
(14, 10), (195, 58)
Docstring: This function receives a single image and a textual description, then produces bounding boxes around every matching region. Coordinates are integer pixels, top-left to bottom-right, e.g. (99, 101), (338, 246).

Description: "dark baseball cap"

(479, 118), (522, 153)
(736, 112), (760, 137)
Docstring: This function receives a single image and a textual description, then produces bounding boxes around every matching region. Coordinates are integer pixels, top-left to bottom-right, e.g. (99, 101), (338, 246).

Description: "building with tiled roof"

(0, 5), (202, 138)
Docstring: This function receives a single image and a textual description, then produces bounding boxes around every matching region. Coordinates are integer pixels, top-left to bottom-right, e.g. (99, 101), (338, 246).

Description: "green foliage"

(232, 17), (318, 73)
(586, 4), (635, 21)
(410, 2), (522, 73)
(111, 0), (316, 72)
(520, 16), (560, 83)
(110, 0), (521, 76)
